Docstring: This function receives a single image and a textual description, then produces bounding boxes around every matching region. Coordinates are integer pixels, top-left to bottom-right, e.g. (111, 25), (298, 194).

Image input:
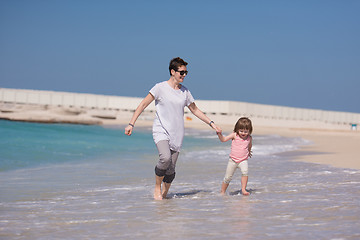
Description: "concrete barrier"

(1, 88), (359, 126)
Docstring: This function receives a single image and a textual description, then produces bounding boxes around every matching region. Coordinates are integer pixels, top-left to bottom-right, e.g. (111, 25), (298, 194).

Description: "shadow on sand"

(165, 188), (257, 199)
(166, 190), (212, 199)
(229, 188), (256, 196)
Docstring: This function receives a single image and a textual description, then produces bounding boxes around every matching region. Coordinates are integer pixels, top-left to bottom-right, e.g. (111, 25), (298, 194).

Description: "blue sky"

(1, 0), (359, 113)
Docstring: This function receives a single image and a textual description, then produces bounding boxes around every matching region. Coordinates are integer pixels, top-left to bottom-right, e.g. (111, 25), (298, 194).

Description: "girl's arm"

(217, 132), (236, 142)
(125, 93), (154, 136)
(248, 136), (253, 158)
(188, 102), (221, 133)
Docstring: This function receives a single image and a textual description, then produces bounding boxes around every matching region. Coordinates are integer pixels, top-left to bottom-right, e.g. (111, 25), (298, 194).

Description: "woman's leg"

(162, 182), (171, 198)
(154, 175), (164, 200)
(162, 150), (179, 198)
(154, 140), (174, 200)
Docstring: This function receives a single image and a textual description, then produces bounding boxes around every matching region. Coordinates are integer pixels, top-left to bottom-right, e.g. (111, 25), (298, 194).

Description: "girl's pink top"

(229, 135), (251, 163)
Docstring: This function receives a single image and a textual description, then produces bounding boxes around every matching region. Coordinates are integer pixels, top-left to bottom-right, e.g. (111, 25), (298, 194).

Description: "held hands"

(210, 121), (223, 142)
(214, 125), (222, 134)
(124, 124), (133, 136)
(209, 121), (222, 134)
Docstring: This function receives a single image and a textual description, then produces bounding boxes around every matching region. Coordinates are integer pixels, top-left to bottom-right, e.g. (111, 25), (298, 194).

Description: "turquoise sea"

(1, 120), (360, 239)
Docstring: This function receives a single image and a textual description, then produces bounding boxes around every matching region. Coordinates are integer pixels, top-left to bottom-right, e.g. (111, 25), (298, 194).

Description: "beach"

(257, 126), (360, 170)
(1, 104), (360, 239)
(192, 122), (360, 170)
(2, 102), (358, 171)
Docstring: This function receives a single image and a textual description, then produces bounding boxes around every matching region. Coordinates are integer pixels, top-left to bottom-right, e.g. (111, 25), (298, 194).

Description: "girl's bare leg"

(241, 176), (250, 195)
(220, 182), (229, 195)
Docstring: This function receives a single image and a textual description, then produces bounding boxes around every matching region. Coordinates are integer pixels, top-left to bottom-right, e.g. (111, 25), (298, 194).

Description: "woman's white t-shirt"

(149, 81), (194, 152)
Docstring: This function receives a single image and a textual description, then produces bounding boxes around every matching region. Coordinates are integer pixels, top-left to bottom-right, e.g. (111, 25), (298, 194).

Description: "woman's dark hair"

(169, 57), (188, 76)
(234, 117), (253, 135)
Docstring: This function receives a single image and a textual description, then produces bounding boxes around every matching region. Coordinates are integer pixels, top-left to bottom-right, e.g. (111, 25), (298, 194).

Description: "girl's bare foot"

(242, 189), (250, 196)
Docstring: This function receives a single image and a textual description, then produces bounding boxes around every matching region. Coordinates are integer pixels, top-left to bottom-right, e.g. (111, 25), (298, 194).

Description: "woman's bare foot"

(162, 182), (171, 199)
(154, 175), (164, 200)
(154, 189), (163, 200)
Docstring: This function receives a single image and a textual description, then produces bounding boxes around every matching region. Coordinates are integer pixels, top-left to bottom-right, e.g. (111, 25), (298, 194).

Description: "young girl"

(217, 117), (253, 195)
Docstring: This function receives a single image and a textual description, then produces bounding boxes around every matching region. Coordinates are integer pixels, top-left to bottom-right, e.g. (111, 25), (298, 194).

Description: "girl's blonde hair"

(233, 117), (253, 134)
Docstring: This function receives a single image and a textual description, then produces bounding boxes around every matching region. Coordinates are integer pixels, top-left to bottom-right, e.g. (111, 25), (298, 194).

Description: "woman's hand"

(125, 125), (133, 136)
(124, 93), (154, 136)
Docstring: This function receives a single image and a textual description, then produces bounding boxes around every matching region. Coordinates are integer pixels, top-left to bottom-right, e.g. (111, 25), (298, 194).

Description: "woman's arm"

(187, 102), (221, 133)
(125, 93), (154, 136)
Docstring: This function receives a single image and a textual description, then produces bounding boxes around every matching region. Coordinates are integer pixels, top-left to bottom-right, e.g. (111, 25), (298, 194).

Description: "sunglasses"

(175, 70), (188, 76)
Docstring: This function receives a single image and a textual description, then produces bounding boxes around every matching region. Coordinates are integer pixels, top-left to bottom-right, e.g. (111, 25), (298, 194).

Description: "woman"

(125, 57), (221, 200)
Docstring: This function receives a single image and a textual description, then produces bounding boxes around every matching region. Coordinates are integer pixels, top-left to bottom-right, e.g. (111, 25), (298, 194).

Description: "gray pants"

(155, 140), (179, 178)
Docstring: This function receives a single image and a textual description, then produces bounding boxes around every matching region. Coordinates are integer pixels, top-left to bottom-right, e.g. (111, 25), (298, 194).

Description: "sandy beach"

(203, 121), (360, 170)
(1, 103), (360, 170)
(254, 126), (360, 170)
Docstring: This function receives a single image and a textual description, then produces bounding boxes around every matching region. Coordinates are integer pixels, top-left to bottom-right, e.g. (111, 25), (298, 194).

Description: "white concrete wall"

(0, 88), (154, 111)
(1, 88), (359, 125)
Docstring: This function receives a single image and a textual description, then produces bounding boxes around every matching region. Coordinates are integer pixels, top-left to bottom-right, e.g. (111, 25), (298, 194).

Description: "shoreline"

(254, 126), (360, 170)
(202, 123), (360, 170)
(1, 103), (359, 170)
